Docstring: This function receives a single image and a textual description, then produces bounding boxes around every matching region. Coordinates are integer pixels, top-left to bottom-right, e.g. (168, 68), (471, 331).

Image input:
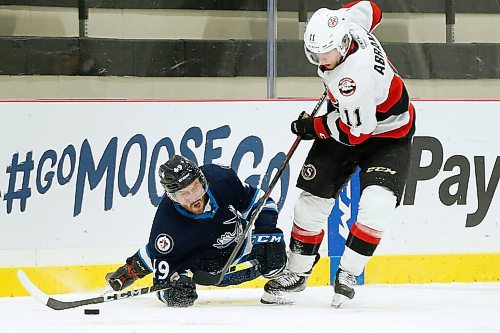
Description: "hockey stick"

(192, 89), (329, 286)
(17, 269), (170, 310)
(17, 260), (259, 310)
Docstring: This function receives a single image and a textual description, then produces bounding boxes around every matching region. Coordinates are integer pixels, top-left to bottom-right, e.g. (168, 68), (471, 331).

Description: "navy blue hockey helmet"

(158, 155), (208, 200)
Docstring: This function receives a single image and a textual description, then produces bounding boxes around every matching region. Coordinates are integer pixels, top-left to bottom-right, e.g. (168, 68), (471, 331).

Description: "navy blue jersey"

(147, 164), (278, 283)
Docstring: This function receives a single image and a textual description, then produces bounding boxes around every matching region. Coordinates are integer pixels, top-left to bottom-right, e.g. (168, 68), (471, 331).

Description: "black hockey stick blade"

(193, 89), (328, 286)
(193, 259), (259, 285)
(17, 269), (169, 310)
(192, 270), (222, 286)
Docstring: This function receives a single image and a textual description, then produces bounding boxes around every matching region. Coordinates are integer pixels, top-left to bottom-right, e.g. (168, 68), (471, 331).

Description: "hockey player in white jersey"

(261, 1), (415, 307)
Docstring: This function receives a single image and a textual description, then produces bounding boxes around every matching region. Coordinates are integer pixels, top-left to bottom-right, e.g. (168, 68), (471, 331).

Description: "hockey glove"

(251, 228), (287, 278)
(291, 111), (330, 140)
(105, 256), (149, 291)
(158, 271), (198, 307)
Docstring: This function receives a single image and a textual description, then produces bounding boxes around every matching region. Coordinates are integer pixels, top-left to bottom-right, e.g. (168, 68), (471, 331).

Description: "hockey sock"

(341, 221), (383, 275)
(287, 224), (324, 274)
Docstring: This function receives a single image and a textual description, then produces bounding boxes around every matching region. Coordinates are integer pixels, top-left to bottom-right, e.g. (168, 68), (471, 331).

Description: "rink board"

(0, 99), (499, 296)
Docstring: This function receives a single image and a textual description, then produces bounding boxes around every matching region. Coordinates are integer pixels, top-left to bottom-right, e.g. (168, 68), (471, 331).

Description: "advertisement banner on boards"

(0, 100), (498, 268)
(0, 100), (318, 266)
(326, 100), (500, 284)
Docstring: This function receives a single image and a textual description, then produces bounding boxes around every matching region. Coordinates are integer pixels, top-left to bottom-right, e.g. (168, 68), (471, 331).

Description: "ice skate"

(331, 267), (356, 308)
(260, 270), (309, 305)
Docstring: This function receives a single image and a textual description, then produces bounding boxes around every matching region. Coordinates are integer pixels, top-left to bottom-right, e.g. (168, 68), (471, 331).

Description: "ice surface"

(1, 283), (499, 333)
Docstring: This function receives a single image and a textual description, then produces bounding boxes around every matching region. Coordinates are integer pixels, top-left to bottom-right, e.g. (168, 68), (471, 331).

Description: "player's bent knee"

(357, 185), (397, 232)
(293, 191), (335, 232)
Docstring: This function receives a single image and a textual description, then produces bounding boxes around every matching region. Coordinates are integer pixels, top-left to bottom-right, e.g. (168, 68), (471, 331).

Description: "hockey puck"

(84, 309), (100, 315)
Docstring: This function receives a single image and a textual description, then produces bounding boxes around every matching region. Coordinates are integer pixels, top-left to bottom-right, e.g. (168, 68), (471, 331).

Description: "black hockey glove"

(250, 228), (287, 278)
(105, 256), (149, 291)
(291, 111), (316, 140)
(291, 111), (331, 140)
(158, 271), (198, 308)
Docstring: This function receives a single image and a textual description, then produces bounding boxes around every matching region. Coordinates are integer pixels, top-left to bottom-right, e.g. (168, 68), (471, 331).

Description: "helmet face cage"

(158, 155), (208, 203)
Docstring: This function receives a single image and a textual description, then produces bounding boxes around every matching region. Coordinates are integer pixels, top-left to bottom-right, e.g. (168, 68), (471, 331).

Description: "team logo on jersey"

(214, 222), (243, 249)
(338, 77), (356, 96)
(328, 16), (338, 27)
(155, 233), (174, 254)
(301, 164), (317, 180)
(214, 207), (244, 249)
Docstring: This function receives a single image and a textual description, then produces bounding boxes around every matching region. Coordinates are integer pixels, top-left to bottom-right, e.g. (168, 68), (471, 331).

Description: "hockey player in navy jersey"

(106, 155), (286, 307)
(261, 1), (415, 307)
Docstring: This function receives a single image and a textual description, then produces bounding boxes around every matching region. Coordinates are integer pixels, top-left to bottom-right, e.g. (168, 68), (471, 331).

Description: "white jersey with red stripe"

(342, 0), (382, 32)
(314, 1), (415, 145)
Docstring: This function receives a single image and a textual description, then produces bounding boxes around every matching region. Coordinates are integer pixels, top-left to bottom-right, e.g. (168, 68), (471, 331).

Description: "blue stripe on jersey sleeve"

(241, 186), (260, 215)
(137, 246), (153, 272)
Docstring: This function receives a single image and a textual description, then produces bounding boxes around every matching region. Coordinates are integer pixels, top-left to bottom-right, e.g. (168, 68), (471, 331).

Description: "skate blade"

(260, 291), (296, 305)
(331, 294), (351, 308)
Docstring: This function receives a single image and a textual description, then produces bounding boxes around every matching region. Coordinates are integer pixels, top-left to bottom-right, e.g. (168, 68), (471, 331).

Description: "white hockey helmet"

(304, 8), (352, 65)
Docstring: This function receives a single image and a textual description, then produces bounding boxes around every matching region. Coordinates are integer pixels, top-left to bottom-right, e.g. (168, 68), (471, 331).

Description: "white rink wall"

(0, 99), (499, 268)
